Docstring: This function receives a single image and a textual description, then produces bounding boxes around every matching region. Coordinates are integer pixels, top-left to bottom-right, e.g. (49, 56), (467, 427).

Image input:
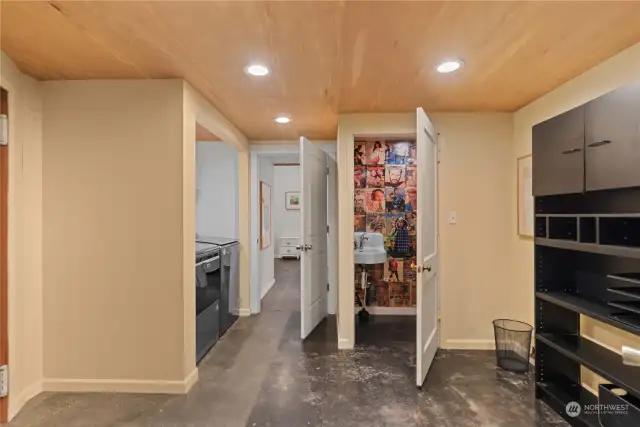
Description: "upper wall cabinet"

(532, 106), (585, 196)
(585, 82), (640, 192)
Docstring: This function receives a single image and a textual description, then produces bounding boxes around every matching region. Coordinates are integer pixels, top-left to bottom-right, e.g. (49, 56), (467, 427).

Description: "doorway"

(194, 123), (241, 364)
(0, 86), (9, 422)
(249, 142), (337, 340)
(341, 109), (441, 387)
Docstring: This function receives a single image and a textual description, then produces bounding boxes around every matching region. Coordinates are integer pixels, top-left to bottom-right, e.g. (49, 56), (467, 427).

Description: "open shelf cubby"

(535, 188), (640, 425)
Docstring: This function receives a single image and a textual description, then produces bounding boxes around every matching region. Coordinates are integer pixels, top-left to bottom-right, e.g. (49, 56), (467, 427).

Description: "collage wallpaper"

(354, 138), (418, 308)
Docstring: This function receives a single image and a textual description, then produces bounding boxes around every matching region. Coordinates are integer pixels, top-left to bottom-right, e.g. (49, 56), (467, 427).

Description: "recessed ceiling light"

(245, 64), (270, 77)
(274, 116), (291, 124)
(436, 60), (463, 73)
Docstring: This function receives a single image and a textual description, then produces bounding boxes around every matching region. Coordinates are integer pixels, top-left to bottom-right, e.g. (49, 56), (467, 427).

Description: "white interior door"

(300, 136), (329, 339)
(416, 107), (440, 387)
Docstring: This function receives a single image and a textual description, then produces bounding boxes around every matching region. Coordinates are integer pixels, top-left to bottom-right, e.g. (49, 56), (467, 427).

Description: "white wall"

(273, 165), (301, 251)
(258, 157), (275, 297)
(196, 142), (239, 238)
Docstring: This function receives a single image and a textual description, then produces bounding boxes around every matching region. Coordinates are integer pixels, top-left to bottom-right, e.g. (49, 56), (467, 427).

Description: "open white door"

(416, 108), (440, 387)
(300, 136), (329, 339)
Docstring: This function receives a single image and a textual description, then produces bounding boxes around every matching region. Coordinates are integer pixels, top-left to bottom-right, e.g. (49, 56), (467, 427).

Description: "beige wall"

(0, 73), (249, 418)
(432, 113), (513, 349)
(512, 41), (640, 391)
(1, 53), (44, 419)
(337, 113), (513, 348)
(41, 80), (196, 391)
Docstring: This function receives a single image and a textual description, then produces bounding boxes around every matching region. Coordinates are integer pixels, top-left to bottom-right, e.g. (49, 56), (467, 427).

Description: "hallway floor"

(9, 260), (567, 427)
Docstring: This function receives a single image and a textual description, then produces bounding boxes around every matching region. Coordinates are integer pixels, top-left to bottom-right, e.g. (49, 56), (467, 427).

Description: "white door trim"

(249, 143), (336, 315)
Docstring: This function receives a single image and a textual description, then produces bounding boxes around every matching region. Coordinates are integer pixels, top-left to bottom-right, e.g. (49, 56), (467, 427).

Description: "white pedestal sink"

(354, 232), (386, 322)
(354, 232), (387, 264)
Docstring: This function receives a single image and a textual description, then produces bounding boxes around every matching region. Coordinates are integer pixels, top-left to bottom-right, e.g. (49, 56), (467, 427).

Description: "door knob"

(410, 263), (423, 273)
(296, 244), (313, 251)
(425, 265), (432, 272)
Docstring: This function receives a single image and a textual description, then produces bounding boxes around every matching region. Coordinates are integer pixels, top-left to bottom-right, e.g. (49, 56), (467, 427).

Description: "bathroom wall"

(354, 138), (417, 311)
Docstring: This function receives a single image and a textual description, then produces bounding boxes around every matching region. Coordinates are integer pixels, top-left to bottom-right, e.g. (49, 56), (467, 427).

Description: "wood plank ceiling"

(3, 1), (640, 140)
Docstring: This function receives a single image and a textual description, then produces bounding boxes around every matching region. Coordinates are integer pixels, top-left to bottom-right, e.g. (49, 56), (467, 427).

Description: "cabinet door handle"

(561, 148), (582, 154)
(587, 140), (612, 148)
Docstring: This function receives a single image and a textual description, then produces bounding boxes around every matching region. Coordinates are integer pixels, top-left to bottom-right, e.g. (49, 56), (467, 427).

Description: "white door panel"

(300, 137), (329, 339)
(416, 108), (440, 386)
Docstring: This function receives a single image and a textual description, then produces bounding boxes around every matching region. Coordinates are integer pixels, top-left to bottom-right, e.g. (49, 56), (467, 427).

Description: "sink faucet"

(357, 233), (369, 251)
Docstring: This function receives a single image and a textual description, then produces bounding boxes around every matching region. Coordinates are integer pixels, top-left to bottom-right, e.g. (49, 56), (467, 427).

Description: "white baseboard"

(9, 380), (43, 421)
(42, 368), (199, 394)
(238, 308), (251, 317)
(338, 338), (353, 350)
(261, 278), (276, 299)
(442, 339), (496, 350)
(365, 307), (416, 315)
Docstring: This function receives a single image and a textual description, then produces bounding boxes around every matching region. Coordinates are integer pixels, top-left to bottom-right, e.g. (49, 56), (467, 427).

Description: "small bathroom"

(353, 136), (419, 344)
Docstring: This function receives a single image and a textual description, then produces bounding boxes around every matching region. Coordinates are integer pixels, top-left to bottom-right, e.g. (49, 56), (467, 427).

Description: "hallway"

(9, 260), (566, 427)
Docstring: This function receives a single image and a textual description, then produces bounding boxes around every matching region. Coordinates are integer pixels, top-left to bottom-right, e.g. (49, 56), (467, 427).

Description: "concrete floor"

(9, 260), (567, 427)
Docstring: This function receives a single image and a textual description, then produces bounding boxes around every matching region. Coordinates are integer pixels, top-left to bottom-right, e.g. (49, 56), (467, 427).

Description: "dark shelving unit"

(533, 82), (640, 426)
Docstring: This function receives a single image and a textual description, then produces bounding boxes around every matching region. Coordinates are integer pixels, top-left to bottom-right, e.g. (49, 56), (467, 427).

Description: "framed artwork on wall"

(260, 181), (272, 249)
(517, 154), (534, 238)
(285, 191), (300, 210)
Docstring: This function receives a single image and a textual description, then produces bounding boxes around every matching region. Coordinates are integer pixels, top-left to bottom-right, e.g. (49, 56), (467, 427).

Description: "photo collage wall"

(354, 138), (418, 308)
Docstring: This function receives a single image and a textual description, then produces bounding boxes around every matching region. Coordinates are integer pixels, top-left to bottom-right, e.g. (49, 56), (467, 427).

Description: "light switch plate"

(448, 211), (457, 224)
(0, 114), (7, 146)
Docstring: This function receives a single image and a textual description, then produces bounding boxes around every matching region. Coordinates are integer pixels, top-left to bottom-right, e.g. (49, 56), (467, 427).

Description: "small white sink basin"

(354, 232), (387, 264)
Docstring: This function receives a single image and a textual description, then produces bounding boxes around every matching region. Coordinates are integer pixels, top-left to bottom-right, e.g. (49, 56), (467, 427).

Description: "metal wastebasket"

(492, 319), (533, 373)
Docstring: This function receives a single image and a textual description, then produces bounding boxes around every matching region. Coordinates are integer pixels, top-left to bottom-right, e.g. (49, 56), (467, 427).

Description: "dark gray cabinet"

(585, 82), (640, 191)
(532, 106), (585, 196)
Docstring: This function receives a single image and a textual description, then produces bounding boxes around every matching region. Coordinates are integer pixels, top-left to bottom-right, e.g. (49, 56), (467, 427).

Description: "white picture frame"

(517, 154), (534, 238)
(260, 181), (272, 249)
(285, 191), (300, 210)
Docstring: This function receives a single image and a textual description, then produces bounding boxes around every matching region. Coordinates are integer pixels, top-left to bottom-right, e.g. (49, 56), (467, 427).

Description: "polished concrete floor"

(9, 259), (567, 427)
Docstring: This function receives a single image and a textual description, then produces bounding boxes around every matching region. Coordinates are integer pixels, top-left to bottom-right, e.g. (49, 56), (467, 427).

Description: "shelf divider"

(535, 237), (640, 259)
(537, 333), (640, 397)
(536, 292), (640, 336)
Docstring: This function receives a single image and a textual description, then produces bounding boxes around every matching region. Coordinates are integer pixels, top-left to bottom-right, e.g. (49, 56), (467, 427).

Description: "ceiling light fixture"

(274, 116), (291, 124)
(245, 64), (270, 77)
(436, 60), (463, 73)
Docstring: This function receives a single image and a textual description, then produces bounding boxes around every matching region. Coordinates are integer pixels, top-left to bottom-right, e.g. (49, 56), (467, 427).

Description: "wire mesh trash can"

(493, 319), (533, 373)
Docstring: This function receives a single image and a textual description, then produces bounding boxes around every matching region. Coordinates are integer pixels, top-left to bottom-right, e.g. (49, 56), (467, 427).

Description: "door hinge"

(327, 225), (330, 233)
(0, 365), (8, 397)
(0, 114), (8, 146)
(327, 283), (330, 291)
(326, 167), (330, 175)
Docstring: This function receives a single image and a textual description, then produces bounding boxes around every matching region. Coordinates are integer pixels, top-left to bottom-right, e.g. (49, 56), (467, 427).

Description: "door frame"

(0, 86), (10, 423)
(337, 112), (443, 349)
(249, 143), (337, 316)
